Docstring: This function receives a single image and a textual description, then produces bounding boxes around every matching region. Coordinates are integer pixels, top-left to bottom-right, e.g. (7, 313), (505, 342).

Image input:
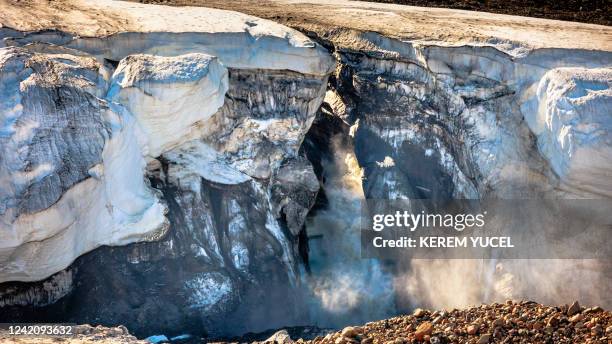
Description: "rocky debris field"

(367, 0), (610, 26)
(1, 301), (610, 343)
(265, 301), (611, 344)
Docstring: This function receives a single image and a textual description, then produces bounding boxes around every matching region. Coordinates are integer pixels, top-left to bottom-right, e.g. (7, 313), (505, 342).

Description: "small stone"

(394, 337), (407, 344)
(569, 314), (583, 323)
(341, 327), (359, 338)
(265, 330), (294, 344)
(477, 334), (491, 344)
(591, 325), (603, 335)
(532, 321), (543, 330)
(492, 319), (504, 327)
(414, 322), (433, 340)
(429, 336), (442, 344)
(585, 306), (603, 313)
(467, 324), (479, 335)
(606, 325), (612, 334)
(413, 308), (427, 318)
(360, 338), (373, 344)
(546, 316), (559, 327)
(567, 301), (581, 316)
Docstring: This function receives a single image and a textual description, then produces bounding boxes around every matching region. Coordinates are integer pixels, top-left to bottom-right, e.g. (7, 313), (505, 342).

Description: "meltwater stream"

(302, 137), (396, 328)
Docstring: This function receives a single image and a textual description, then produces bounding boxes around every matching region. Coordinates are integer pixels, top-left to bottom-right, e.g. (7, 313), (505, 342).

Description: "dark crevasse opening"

(293, 27), (612, 335)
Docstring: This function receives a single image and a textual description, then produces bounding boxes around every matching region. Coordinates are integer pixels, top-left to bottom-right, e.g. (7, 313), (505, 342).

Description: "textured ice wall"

(526, 67), (612, 197)
(312, 31), (612, 317)
(0, 48), (168, 282)
(108, 53), (228, 158)
(0, 0), (335, 77)
(0, 0), (335, 284)
(319, 30), (612, 200)
(0, 48), (314, 283)
(0, 65), (328, 336)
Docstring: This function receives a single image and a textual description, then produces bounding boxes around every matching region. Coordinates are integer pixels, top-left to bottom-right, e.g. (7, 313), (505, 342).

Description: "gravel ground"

(1, 301), (609, 343)
(294, 301), (612, 344)
(366, 0), (610, 26)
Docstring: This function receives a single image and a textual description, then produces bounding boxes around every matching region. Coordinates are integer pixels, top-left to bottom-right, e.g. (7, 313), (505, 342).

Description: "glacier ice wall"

(318, 31), (612, 200)
(0, 18), (331, 334)
(107, 53), (229, 158)
(525, 67), (612, 197)
(306, 30), (612, 315)
(0, 0), (611, 338)
(0, 48), (168, 283)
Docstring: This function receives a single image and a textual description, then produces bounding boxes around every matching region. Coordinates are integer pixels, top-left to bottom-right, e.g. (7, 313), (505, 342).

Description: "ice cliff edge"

(0, 0), (334, 283)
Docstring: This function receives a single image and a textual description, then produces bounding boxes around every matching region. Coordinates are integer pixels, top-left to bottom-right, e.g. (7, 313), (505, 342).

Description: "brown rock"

(413, 308), (427, 318)
(341, 327), (359, 338)
(477, 334), (491, 344)
(532, 321), (543, 330)
(569, 314), (583, 323)
(360, 338), (373, 344)
(467, 324), (479, 335)
(414, 322), (433, 340)
(585, 306), (603, 313)
(567, 301), (581, 316)
(591, 325), (603, 335)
